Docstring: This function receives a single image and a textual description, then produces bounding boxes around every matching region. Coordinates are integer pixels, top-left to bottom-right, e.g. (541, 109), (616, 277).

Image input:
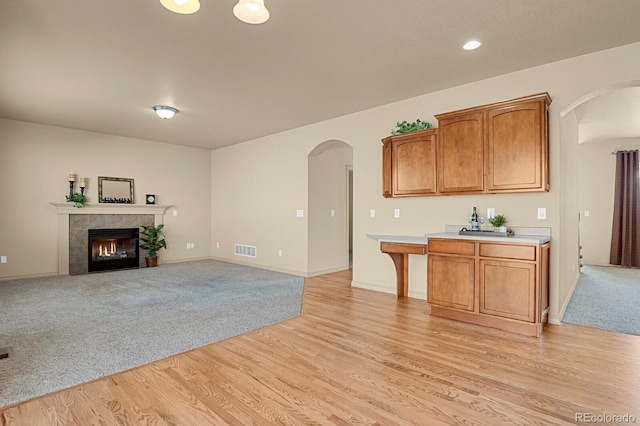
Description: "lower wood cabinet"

(427, 238), (550, 337)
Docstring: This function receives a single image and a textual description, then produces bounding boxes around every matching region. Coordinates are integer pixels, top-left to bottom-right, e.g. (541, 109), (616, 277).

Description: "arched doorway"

(307, 140), (354, 276)
(559, 81), (640, 327)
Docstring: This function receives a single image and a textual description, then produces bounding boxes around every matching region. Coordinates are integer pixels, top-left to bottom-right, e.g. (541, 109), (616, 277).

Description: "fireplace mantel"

(51, 203), (170, 275)
(50, 203), (170, 215)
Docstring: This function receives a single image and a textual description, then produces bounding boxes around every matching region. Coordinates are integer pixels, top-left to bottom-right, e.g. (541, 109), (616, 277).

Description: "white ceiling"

(2, 1), (640, 150)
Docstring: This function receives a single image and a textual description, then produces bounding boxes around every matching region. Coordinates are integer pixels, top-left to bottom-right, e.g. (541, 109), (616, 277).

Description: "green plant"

(488, 214), (507, 228)
(139, 224), (167, 258)
(65, 193), (87, 208)
(391, 119), (432, 135)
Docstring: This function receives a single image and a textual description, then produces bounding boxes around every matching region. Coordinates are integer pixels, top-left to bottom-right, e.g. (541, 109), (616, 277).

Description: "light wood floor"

(2, 270), (639, 425)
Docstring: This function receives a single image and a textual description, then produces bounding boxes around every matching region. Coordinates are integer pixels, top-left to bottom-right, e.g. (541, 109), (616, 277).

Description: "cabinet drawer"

(428, 239), (475, 256)
(479, 243), (536, 261)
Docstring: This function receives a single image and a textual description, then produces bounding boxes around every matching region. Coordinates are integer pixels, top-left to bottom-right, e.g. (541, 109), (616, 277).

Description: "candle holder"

(68, 179), (75, 200)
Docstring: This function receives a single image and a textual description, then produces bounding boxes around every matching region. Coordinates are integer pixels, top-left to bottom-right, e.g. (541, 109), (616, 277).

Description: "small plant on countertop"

(65, 193), (87, 208)
(488, 214), (507, 228)
(391, 119), (432, 135)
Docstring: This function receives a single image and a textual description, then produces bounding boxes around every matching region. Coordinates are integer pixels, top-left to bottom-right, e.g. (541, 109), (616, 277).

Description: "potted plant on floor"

(139, 224), (167, 267)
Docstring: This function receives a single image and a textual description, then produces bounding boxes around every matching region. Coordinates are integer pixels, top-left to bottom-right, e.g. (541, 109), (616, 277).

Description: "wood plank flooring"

(2, 270), (639, 425)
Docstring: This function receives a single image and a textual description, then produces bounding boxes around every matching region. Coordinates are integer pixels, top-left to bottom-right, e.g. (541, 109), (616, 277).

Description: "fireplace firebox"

(88, 228), (139, 272)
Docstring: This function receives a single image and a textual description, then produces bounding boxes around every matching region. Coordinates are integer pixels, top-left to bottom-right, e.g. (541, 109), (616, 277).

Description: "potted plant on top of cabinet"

(139, 224), (167, 267)
(383, 119), (437, 198)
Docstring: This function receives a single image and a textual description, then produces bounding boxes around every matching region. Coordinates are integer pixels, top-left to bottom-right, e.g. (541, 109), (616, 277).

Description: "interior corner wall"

(556, 110), (580, 323)
(0, 119), (212, 280)
(209, 42), (640, 323)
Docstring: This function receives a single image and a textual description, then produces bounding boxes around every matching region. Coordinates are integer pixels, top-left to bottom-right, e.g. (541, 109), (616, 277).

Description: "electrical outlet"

(278, 249), (283, 257)
(487, 208), (495, 219)
(537, 207), (547, 220)
(370, 209), (376, 218)
(172, 210), (178, 217)
(394, 208), (400, 218)
(0, 256), (6, 264)
(216, 242), (220, 249)
(330, 209), (335, 217)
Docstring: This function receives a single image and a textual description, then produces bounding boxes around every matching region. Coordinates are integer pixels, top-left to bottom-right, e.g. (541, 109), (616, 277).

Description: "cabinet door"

(382, 140), (392, 198)
(486, 100), (547, 192)
(428, 255), (475, 311)
(479, 259), (535, 322)
(392, 132), (436, 196)
(437, 111), (484, 193)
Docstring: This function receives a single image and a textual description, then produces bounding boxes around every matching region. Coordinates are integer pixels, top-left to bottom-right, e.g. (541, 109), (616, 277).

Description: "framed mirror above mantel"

(98, 176), (134, 203)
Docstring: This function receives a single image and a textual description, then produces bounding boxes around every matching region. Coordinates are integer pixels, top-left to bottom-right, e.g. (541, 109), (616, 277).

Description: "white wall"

(0, 119), (212, 279)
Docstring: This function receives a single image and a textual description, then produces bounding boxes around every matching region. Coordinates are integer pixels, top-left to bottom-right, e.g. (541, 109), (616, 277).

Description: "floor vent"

(234, 244), (257, 258)
(0, 347), (13, 360)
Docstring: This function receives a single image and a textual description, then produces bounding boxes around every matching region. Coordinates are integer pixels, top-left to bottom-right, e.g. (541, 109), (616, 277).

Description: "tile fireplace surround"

(50, 203), (169, 275)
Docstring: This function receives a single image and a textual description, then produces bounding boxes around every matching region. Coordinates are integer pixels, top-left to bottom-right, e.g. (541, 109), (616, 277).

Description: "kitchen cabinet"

(486, 97), (550, 192)
(382, 128), (437, 197)
(382, 92), (551, 197)
(436, 111), (484, 194)
(427, 238), (550, 337)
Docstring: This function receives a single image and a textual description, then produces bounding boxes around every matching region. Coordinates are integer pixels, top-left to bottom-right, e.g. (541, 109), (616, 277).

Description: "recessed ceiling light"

(463, 40), (482, 51)
(153, 105), (178, 119)
(159, 0), (200, 15)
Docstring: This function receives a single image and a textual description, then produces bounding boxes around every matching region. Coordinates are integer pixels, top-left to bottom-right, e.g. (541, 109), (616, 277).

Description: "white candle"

(80, 178), (86, 188)
(69, 174), (76, 182)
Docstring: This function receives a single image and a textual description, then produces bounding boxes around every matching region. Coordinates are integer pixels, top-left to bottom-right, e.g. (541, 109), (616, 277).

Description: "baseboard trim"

(351, 280), (395, 295)
(555, 272), (581, 324)
(209, 256), (306, 277)
(162, 256), (212, 265)
(307, 266), (350, 277)
(0, 271), (58, 282)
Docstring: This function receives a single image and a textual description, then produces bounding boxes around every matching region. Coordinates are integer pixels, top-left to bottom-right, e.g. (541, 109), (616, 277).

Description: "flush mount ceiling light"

(233, 0), (270, 24)
(153, 105), (178, 119)
(462, 40), (482, 51)
(159, 0), (200, 14)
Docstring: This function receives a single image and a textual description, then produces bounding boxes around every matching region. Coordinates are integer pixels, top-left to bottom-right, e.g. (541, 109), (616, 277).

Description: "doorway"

(307, 140), (354, 276)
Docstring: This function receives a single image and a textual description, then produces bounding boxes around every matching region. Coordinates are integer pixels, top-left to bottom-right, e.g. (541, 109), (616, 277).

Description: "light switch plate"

(537, 208), (547, 220)
(394, 208), (400, 218)
(370, 209), (376, 218)
(487, 208), (495, 219)
(584, 210), (590, 217)
(330, 209), (335, 217)
(296, 209), (304, 218)
(0, 256), (6, 264)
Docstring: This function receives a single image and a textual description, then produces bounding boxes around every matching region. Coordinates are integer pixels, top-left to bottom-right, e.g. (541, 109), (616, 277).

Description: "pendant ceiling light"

(159, 0), (200, 15)
(233, 0), (270, 24)
(153, 105), (178, 119)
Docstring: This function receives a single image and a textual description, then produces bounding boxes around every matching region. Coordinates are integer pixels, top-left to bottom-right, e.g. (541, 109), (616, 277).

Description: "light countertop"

(368, 226), (551, 245)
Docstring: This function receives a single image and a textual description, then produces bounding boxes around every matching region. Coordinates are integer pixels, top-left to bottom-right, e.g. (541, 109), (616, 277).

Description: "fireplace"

(88, 228), (139, 272)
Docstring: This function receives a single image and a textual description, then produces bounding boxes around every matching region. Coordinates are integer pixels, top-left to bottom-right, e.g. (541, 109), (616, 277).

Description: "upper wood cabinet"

(382, 128), (437, 198)
(437, 111), (485, 194)
(382, 92), (551, 197)
(486, 97), (550, 192)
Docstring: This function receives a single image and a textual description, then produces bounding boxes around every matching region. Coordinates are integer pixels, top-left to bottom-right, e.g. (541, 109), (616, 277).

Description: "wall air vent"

(234, 244), (257, 258)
